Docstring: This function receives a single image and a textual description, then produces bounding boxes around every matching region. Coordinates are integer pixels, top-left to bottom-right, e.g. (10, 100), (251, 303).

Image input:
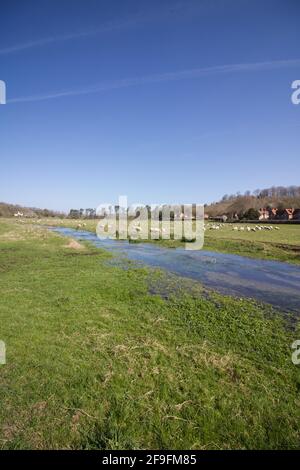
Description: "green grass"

(0, 219), (299, 449)
(203, 223), (300, 263)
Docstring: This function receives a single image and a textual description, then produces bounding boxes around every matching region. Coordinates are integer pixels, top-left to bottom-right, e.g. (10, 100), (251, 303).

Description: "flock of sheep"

(206, 223), (280, 232)
(76, 223), (87, 229)
(76, 221), (282, 237)
(95, 222), (167, 235)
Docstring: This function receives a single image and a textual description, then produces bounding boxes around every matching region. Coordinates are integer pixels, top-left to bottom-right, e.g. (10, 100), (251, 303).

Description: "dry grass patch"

(64, 239), (85, 250)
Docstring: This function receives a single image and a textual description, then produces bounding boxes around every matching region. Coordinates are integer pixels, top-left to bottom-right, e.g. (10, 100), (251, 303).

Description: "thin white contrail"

(8, 59), (300, 104)
(0, 19), (139, 55)
(0, 2), (194, 55)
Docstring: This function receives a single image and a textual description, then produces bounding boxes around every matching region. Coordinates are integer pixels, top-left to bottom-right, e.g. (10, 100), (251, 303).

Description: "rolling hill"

(205, 186), (300, 218)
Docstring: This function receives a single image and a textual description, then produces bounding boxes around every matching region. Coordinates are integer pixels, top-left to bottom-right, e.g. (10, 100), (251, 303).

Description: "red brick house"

(275, 208), (294, 220)
(259, 208), (270, 220)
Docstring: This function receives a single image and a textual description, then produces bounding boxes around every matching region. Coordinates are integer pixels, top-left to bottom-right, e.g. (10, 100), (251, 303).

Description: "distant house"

(211, 215), (227, 222)
(286, 208), (294, 220)
(259, 208), (269, 220)
(275, 208), (294, 220)
(259, 207), (299, 221)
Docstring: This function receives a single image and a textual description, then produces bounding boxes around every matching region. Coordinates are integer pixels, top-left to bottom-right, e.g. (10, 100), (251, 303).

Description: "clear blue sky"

(0, 0), (299, 212)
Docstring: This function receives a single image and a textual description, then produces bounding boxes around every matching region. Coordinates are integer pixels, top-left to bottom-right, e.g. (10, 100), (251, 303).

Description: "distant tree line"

(220, 186), (300, 203)
(0, 202), (65, 218)
(68, 204), (198, 220)
(68, 208), (97, 219)
(206, 185), (300, 220)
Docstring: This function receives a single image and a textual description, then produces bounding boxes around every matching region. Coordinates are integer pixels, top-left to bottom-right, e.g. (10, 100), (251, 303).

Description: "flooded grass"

(50, 225), (300, 313)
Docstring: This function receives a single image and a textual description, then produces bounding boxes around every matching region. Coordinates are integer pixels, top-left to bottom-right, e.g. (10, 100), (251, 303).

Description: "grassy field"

(21, 217), (300, 264)
(0, 218), (300, 449)
(204, 223), (300, 264)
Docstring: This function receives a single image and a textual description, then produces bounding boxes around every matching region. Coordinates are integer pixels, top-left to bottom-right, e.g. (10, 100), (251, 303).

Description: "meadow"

(0, 218), (300, 449)
(204, 222), (300, 264)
